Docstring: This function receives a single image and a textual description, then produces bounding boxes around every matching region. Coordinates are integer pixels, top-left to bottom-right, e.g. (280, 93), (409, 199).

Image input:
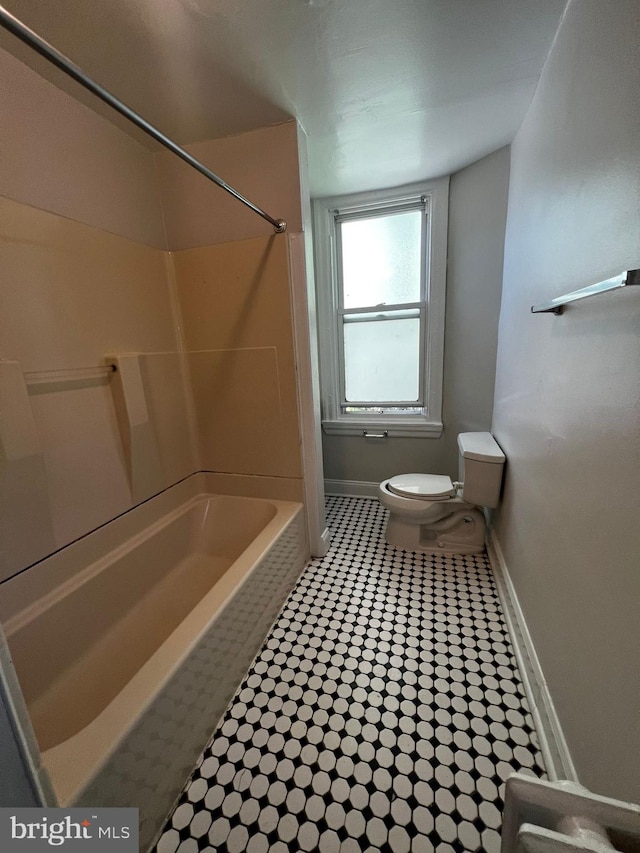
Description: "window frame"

(313, 177), (449, 437)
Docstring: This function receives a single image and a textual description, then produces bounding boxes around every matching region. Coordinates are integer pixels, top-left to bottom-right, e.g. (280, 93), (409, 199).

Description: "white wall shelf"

(531, 269), (639, 315)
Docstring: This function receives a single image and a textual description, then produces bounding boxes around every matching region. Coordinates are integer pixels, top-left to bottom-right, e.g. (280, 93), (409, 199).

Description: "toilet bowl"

(378, 432), (505, 554)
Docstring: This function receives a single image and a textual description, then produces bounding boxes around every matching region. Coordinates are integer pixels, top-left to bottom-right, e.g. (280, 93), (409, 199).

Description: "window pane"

(343, 316), (420, 402)
(341, 210), (422, 308)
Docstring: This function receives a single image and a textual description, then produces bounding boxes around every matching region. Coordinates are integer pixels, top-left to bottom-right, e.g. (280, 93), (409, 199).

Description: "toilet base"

(385, 507), (486, 555)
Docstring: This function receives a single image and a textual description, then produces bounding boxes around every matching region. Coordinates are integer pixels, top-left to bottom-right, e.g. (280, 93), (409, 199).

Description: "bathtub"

(0, 475), (308, 850)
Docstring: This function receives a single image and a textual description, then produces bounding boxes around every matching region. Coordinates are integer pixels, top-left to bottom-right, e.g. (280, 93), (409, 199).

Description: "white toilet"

(378, 432), (505, 554)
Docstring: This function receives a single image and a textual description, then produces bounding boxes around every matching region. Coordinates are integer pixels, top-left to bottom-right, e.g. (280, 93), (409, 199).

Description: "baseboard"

(324, 479), (379, 498)
(486, 529), (578, 784)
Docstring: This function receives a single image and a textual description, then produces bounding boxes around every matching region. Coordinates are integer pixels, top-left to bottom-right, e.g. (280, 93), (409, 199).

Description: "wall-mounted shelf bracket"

(531, 269), (639, 315)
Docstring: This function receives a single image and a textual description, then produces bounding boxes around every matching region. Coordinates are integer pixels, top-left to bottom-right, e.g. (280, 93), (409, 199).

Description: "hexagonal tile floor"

(153, 496), (545, 853)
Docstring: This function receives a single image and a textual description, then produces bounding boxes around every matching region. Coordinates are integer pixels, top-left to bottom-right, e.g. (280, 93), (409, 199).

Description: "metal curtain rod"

(0, 4), (287, 234)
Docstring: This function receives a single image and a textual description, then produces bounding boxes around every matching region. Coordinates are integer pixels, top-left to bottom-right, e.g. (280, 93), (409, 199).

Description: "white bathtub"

(0, 475), (308, 849)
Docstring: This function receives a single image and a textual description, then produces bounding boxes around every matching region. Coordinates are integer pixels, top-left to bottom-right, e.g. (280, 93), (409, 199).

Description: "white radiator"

(502, 775), (640, 853)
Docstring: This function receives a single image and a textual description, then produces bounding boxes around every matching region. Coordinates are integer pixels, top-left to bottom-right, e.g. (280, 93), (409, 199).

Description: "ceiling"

(0, 0), (567, 197)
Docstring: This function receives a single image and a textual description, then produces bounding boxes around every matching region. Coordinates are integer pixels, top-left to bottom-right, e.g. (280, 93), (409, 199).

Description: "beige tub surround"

(133, 352), (199, 489)
(0, 47), (166, 249)
(188, 347), (295, 477)
(0, 197), (199, 573)
(173, 233), (303, 482)
(156, 122), (303, 251)
(0, 474), (308, 849)
(0, 197), (178, 370)
(0, 150), (315, 574)
(0, 99), (319, 568)
(0, 350), (197, 577)
(0, 361), (55, 578)
(108, 353), (164, 502)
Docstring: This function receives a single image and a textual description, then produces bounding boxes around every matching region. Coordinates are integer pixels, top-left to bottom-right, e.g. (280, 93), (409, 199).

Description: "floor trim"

(324, 479), (379, 498)
(486, 529), (578, 783)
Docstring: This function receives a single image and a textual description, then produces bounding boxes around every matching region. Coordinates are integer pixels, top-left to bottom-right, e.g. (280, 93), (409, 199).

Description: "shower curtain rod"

(0, 4), (287, 234)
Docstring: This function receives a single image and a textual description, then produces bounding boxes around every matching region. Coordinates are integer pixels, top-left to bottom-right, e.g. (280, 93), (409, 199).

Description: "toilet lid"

(387, 473), (456, 500)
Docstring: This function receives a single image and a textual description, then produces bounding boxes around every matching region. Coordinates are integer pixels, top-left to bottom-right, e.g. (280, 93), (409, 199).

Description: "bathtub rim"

(13, 492), (304, 806)
(0, 470), (303, 626)
(3, 491), (277, 637)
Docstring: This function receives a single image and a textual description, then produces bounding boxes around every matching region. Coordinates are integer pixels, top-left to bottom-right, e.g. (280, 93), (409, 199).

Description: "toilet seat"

(387, 473), (456, 501)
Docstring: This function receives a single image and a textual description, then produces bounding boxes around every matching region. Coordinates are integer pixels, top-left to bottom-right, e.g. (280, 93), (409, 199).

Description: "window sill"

(322, 419), (443, 438)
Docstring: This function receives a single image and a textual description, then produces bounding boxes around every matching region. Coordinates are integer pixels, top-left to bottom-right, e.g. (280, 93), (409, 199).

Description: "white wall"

(492, 0), (640, 802)
(442, 147), (510, 466)
(322, 147), (510, 485)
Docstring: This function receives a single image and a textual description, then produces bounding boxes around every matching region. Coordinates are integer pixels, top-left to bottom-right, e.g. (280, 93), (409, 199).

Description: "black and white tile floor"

(154, 496), (545, 853)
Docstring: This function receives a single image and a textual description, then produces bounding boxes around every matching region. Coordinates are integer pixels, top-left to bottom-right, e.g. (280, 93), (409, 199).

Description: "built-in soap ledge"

(23, 363), (116, 394)
(3, 354), (164, 509)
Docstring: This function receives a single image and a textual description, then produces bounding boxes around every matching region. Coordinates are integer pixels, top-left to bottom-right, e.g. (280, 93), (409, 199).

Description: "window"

(313, 178), (449, 437)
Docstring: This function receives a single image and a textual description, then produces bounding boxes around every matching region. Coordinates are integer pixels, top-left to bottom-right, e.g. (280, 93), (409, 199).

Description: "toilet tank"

(457, 432), (505, 508)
